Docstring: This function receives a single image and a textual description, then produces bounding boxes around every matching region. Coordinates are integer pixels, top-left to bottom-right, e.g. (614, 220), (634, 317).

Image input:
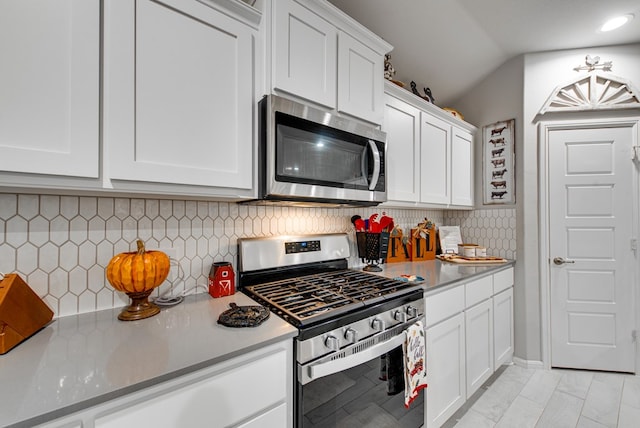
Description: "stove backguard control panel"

(285, 239), (321, 254)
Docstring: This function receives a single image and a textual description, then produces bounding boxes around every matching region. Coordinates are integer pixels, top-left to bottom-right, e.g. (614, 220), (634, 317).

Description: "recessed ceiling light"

(600, 14), (634, 32)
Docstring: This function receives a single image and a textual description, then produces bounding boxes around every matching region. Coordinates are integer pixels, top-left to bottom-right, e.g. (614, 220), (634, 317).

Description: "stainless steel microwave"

(250, 95), (387, 207)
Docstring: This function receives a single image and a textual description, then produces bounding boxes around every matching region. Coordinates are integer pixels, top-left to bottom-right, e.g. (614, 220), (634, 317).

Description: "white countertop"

(0, 292), (298, 428)
(364, 258), (515, 293)
(0, 259), (514, 427)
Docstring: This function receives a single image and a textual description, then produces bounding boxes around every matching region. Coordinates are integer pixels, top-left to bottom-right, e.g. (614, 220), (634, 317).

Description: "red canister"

(208, 262), (235, 298)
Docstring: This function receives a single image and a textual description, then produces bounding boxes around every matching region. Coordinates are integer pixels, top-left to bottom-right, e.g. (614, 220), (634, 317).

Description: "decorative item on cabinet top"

(410, 81), (435, 104)
(443, 107), (464, 120)
(384, 54), (405, 88)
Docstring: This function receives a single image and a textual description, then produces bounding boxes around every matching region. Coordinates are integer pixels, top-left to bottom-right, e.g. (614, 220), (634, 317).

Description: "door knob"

(553, 257), (575, 265)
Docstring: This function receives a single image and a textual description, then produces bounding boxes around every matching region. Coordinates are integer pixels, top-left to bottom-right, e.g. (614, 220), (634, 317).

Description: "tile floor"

(445, 364), (640, 428)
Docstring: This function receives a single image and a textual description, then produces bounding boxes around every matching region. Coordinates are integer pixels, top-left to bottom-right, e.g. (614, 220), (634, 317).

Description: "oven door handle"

(305, 329), (406, 384)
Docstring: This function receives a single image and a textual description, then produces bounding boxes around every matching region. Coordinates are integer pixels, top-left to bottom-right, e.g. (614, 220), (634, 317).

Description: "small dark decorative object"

(217, 302), (270, 327)
(423, 87), (435, 104)
(410, 81), (420, 97)
(410, 81), (434, 104)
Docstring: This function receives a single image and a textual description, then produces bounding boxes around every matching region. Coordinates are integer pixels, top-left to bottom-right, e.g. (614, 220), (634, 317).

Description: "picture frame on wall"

(483, 119), (515, 205)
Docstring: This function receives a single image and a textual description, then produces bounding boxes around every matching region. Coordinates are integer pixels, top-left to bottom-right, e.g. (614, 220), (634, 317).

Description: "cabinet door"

(104, 0), (253, 190)
(273, 0), (337, 108)
(0, 0), (99, 178)
(493, 287), (514, 368)
(451, 127), (474, 206)
(425, 313), (466, 428)
(94, 347), (289, 428)
(465, 299), (494, 398)
(337, 31), (384, 124)
(237, 403), (287, 428)
(383, 94), (421, 203)
(420, 112), (451, 205)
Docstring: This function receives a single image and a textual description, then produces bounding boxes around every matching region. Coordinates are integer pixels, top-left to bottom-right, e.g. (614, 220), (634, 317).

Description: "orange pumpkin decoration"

(106, 240), (170, 321)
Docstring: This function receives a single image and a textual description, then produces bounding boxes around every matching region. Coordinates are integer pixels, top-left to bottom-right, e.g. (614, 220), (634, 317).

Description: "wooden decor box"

(386, 232), (411, 263)
(0, 273), (54, 354)
(409, 228), (436, 261)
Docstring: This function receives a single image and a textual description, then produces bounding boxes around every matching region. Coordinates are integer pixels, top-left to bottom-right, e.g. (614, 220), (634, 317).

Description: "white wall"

(453, 42), (640, 365)
(449, 55), (536, 361)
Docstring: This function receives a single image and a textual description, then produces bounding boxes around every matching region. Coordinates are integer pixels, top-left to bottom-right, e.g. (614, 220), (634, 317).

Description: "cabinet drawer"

(493, 267), (514, 294)
(425, 284), (464, 327)
(465, 275), (493, 308)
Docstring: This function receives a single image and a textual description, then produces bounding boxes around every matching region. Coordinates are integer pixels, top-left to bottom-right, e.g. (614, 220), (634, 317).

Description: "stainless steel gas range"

(238, 233), (425, 428)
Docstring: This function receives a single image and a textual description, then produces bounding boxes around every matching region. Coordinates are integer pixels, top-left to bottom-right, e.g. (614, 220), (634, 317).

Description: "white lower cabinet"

(493, 287), (514, 368)
(465, 299), (494, 398)
(38, 341), (293, 428)
(425, 267), (514, 428)
(425, 312), (466, 428)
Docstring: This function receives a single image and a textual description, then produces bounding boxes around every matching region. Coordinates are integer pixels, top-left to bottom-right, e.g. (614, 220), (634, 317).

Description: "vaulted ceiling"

(328, 0), (640, 106)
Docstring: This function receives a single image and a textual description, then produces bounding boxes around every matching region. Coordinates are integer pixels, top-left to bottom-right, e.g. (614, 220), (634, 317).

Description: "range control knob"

(371, 318), (385, 332)
(406, 305), (418, 318)
(325, 335), (339, 351)
(344, 327), (358, 343)
(394, 310), (407, 323)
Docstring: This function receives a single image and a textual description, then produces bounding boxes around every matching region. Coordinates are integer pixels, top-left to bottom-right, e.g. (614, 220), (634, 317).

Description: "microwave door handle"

(367, 140), (381, 191)
(361, 145), (370, 188)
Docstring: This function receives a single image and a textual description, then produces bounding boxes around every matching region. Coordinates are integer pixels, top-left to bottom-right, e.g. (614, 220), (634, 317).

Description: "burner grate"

(245, 269), (417, 323)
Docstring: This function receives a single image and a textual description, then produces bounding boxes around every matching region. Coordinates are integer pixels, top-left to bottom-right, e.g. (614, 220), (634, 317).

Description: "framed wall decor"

(483, 119), (515, 205)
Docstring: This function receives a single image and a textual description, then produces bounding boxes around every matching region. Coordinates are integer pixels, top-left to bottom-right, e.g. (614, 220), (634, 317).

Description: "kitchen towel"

(403, 321), (427, 408)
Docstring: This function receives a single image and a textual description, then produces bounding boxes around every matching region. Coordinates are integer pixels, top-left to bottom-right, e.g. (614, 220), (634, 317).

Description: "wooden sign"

(386, 233), (411, 263)
(409, 228), (436, 261)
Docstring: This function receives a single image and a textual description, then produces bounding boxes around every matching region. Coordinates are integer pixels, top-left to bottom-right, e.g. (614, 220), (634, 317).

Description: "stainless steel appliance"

(238, 234), (424, 427)
(248, 95), (387, 207)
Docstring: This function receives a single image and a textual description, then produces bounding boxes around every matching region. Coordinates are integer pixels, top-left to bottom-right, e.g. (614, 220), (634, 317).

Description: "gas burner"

(244, 268), (420, 326)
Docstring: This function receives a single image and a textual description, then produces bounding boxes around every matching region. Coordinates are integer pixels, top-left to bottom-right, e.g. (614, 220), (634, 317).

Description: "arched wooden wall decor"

(539, 71), (640, 114)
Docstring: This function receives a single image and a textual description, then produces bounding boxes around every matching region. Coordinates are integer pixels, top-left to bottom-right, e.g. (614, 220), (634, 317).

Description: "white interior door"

(548, 124), (636, 373)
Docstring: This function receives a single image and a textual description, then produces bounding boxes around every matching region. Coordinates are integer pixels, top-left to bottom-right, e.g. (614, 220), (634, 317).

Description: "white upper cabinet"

(0, 0), (100, 179)
(451, 127), (474, 206)
(383, 94), (421, 203)
(273, 0), (337, 109)
(383, 81), (476, 208)
(337, 31), (385, 124)
(420, 113), (451, 205)
(267, 0), (391, 125)
(104, 0), (256, 194)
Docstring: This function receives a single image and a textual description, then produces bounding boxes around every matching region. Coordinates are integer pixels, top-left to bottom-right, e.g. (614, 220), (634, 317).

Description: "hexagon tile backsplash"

(0, 193), (515, 317)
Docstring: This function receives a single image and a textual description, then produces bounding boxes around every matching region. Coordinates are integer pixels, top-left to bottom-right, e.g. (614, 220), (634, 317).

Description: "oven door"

(296, 319), (424, 427)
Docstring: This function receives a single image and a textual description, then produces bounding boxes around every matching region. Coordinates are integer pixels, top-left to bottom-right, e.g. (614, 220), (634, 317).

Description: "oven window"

(300, 345), (424, 427)
(275, 112), (380, 190)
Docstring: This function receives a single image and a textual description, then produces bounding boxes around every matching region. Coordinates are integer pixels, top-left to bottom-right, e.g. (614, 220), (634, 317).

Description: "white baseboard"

(512, 356), (544, 370)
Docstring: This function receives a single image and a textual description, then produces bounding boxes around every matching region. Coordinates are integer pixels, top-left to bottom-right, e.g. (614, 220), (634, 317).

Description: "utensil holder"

(356, 232), (390, 272)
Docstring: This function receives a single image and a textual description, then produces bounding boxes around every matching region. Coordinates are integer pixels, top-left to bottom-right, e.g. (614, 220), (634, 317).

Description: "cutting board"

(437, 254), (507, 264)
